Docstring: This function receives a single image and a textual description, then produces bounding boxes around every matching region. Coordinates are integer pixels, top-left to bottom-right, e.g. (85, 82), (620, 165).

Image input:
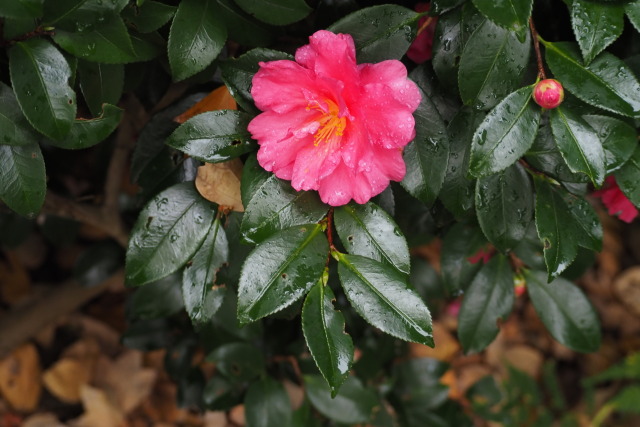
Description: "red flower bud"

(533, 79), (564, 109)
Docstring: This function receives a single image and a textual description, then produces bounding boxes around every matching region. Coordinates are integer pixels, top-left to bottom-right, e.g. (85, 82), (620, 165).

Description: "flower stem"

(529, 18), (547, 80)
(416, 17), (434, 37)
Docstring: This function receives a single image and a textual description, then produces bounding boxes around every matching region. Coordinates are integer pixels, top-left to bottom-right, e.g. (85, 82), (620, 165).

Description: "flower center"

(307, 99), (346, 146)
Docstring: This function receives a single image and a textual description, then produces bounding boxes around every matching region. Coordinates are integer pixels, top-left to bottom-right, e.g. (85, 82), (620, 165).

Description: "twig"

(0, 26), (56, 47)
(529, 18), (547, 80)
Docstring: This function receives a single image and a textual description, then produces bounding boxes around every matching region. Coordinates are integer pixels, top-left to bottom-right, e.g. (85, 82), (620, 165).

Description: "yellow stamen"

(308, 99), (346, 146)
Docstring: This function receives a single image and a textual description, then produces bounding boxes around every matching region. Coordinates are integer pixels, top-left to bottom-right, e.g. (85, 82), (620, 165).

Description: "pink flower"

(467, 245), (496, 264)
(592, 176), (638, 223)
(407, 3), (437, 64)
(248, 30), (421, 206)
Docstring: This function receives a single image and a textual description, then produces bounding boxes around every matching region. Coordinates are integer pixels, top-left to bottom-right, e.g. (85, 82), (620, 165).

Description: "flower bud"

(533, 79), (564, 109)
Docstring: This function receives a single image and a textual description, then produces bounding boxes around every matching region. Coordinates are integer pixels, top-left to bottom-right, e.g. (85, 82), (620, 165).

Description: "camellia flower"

(407, 2), (437, 63)
(592, 176), (638, 223)
(248, 30), (421, 206)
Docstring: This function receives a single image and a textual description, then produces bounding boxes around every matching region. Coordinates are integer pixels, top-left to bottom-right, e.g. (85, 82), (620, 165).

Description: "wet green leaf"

(441, 223), (485, 296)
(469, 86), (540, 177)
(549, 106), (605, 186)
(237, 224), (328, 324)
(305, 375), (376, 425)
(302, 282), (353, 397)
(525, 270), (601, 353)
(182, 217), (228, 324)
(125, 182), (216, 286)
(471, 0), (532, 40)
(475, 163), (533, 252)
(245, 378), (292, 427)
(334, 202), (410, 275)
(9, 38), (76, 141)
(584, 114), (636, 173)
(0, 143), (45, 217)
(0, 0), (42, 19)
(215, 0), (275, 47)
(0, 83), (37, 147)
(168, 0), (227, 81)
(122, 0), (176, 33)
(77, 61), (124, 117)
(166, 110), (255, 163)
(128, 272), (185, 319)
(544, 41), (640, 118)
(571, 0), (624, 64)
(627, 2), (640, 33)
(459, 19), (530, 110)
(458, 255), (514, 353)
(329, 5), (420, 63)
(48, 104), (123, 150)
(207, 342), (265, 382)
(234, 0), (311, 26)
(336, 253), (434, 346)
(615, 146), (640, 208)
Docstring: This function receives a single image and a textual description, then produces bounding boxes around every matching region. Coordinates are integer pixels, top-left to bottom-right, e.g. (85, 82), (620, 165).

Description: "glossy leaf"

(53, 15), (138, 63)
(0, 83), (37, 147)
(43, 0), (128, 25)
(549, 106), (605, 186)
(471, 0), (532, 40)
(237, 224), (328, 324)
(302, 282), (353, 397)
(215, 0), (275, 47)
(166, 110), (255, 163)
(0, 0), (42, 19)
(440, 223), (485, 296)
(9, 39), (76, 141)
(571, 0), (624, 64)
(219, 48), (292, 114)
(48, 104), (123, 150)
(245, 378), (292, 427)
(458, 18), (530, 110)
(329, 5), (420, 63)
(77, 61), (124, 117)
(475, 163), (533, 252)
(122, 1), (176, 33)
(627, 2), (640, 33)
(207, 342), (264, 382)
(458, 255), (514, 353)
(234, 0), (311, 26)
(334, 202), (410, 275)
(544, 41), (640, 118)
(584, 114), (636, 174)
(534, 177), (602, 280)
(525, 270), (601, 352)
(305, 375), (376, 425)
(182, 217), (229, 324)
(128, 272), (185, 319)
(241, 174), (328, 244)
(615, 146), (640, 207)
(125, 182), (216, 286)
(401, 86), (450, 206)
(336, 253), (434, 346)
(168, 0), (227, 81)
(0, 143), (46, 217)
(469, 86), (540, 177)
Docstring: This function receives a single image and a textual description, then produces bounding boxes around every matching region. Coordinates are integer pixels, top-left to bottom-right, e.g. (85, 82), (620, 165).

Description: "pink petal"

(251, 60), (317, 114)
(291, 142), (341, 191)
(295, 30), (359, 85)
(318, 162), (354, 206)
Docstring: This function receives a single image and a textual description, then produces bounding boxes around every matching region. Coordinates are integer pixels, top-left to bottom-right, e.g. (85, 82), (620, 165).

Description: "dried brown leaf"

(195, 160), (244, 212)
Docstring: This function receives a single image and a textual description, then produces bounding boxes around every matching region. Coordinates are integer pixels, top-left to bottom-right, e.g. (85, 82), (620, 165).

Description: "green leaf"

(525, 270), (601, 353)
(336, 253), (433, 346)
(237, 224), (328, 323)
(43, 0), (128, 25)
(245, 378), (292, 427)
(544, 41), (640, 118)
(441, 223), (485, 296)
(469, 86), (541, 177)
(0, 0), (42, 19)
(440, 109), (484, 217)
(534, 177), (602, 280)
(0, 83), (38, 147)
(168, 0), (227, 81)
(219, 48), (292, 114)
(9, 39), (76, 141)
(549, 106), (605, 186)
(207, 342), (264, 382)
(401, 86), (450, 205)
(334, 202), (410, 275)
(584, 114), (636, 173)
(305, 375), (376, 425)
(128, 272), (185, 319)
(77, 61), (124, 117)
(166, 110), (255, 162)
(471, 0), (532, 40)
(329, 5), (420, 63)
(125, 182), (216, 286)
(215, 0), (275, 47)
(475, 163), (533, 252)
(615, 146), (640, 207)
(0, 143), (46, 217)
(458, 255), (515, 353)
(608, 386), (640, 413)
(182, 217), (228, 324)
(431, 0), (465, 14)
(458, 18), (530, 110)
(240, 174), (328, 244)
(122, 1), (176, 33)
(571, 0), (624, 65)
(53, 14), (138, 63)
(233, 0), (311, 26)
(302, 282), (353, 397)
(627, 2), (640, 33)
(48, 104), (123, 150)
(129, 30), (164, 62)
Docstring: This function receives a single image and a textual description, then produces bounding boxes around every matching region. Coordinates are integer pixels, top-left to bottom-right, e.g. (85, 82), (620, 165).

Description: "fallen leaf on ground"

(22, 413), (66, 427)
(43, 358), (93, 403)
(613, 267), (640, 317)
(0, 251), (31, 305)
(0, 343), (41, 411)
(69, 385), (124, 427)
(409, 322), (460, 362)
